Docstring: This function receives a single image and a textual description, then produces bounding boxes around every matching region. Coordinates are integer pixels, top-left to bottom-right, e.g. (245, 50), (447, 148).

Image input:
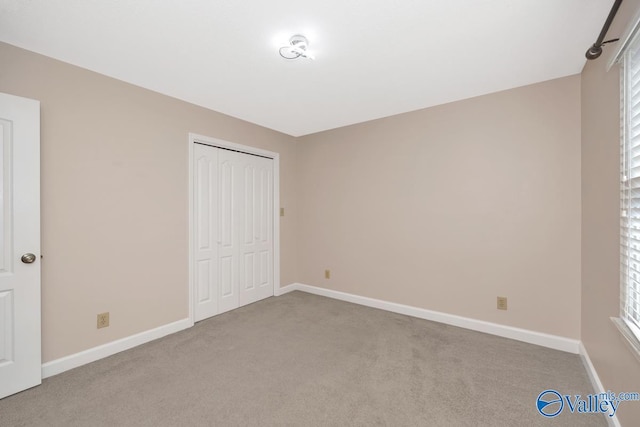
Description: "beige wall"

(581, 1), (640, 425)
(0, 42), (298, 362)
(297, 75), (582, 339)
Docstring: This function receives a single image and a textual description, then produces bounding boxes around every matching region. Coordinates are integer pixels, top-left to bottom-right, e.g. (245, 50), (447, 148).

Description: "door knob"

(21, 253), (36, 264)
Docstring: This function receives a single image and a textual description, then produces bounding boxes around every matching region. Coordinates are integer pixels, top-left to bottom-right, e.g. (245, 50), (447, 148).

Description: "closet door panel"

(217, 150), (240, 314)
(239, 155), (273, 306)
(193, 144), (218, 321)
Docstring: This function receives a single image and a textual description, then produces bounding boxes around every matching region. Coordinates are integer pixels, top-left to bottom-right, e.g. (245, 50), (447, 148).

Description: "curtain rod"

(586, 0), (623, 60)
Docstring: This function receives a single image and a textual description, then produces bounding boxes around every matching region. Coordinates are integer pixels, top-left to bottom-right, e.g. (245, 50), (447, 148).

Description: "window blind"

(621, 34), (640, 342)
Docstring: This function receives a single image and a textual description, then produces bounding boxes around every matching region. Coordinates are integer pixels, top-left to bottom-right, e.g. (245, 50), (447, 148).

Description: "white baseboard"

(42, 318), (193, 379)
(579, 343), (621, 427)
(275, 283), (298, 296)
(279, 283), (580, 354)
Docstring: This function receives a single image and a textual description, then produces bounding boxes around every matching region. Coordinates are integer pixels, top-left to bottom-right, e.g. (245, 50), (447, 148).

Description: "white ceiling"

(0, 0), (613, 136)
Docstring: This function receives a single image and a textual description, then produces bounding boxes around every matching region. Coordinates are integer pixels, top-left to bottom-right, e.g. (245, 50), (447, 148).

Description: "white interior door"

(193, 144), (274, 321)
(0, 92), (41, 399)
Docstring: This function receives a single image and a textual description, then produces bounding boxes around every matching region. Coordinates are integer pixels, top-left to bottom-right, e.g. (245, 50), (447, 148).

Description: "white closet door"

(217, 149), (240, 314)
(193, 144), (218, 321)
(193, 144), (274, 321)
(238, 155), (273, 306)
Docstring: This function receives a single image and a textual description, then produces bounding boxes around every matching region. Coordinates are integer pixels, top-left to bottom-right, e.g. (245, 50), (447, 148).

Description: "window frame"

(616, 30), (640, 360)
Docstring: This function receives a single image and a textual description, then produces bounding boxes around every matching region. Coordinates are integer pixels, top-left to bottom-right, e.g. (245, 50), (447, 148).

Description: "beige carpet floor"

(0, 291), (606, 426)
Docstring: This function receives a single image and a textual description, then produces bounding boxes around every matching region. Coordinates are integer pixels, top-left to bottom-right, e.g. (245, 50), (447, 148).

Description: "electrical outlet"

(325, 269), (331, 279)
(97, 312), (110, 329)
(497, 297), (508, 311)
(280, 207), (285, 217)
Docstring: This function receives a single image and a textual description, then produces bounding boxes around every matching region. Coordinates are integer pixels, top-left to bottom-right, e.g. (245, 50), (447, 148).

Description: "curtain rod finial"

(586, 44), (603, 60)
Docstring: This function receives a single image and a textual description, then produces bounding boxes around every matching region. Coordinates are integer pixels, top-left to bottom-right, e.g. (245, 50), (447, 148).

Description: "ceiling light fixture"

(279, 35), (315, 60)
